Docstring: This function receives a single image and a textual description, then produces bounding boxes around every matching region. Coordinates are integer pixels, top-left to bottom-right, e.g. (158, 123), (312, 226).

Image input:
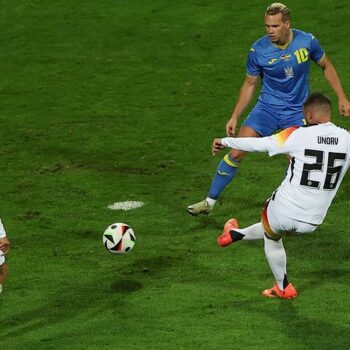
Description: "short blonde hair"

(265, 3), (290, 21)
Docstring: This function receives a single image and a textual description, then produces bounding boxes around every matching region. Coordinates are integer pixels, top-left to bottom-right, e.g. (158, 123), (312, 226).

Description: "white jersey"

(0, 219), (6, 239)
(0, 219), (6, 264)
(221, 122), (350, 225)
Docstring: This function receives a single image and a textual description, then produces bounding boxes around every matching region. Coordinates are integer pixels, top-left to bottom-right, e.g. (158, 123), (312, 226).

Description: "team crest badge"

(284, 66), (294, 78)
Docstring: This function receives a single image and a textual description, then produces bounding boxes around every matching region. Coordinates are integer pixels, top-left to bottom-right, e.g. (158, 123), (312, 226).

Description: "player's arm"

(213, 136), (276, 155)
(318, 56), (350, 116)
(0, 237), (9, 255)
(212, 127), (298, 156)
(0, 220), (9, 255)
(226, 75), (259, 136)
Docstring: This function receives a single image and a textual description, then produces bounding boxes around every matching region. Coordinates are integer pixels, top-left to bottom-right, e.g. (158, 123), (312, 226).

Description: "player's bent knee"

(238, 125), (260, 138)
(264, 231), (281, 241)
(229, 148), (246, 162)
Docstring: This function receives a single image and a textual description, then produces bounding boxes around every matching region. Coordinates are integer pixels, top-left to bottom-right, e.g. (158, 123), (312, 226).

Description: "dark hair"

(303, 92), (332, 114)
(265, 3), (290, 21)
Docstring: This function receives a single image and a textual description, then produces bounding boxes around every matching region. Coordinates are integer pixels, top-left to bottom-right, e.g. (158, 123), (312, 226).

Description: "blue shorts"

(242, 101), (305, 137)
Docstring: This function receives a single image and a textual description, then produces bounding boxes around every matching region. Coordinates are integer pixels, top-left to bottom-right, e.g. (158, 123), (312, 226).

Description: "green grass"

(1, 1), (350, 349)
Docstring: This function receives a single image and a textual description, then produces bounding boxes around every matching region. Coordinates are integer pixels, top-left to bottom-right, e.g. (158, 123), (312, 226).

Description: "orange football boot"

(217, 218), (239, 247)
(262, 282), (298, 299)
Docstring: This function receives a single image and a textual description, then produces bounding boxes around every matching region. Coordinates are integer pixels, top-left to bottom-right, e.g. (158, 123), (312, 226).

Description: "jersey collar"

(273, 29), (293, 50)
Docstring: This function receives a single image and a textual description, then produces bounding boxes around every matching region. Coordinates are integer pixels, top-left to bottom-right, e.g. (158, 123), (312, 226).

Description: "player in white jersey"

(211, 92), (350, 299)
(0, 219), (10, 294)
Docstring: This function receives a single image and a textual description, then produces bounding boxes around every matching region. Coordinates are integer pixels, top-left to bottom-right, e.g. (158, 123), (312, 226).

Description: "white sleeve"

(221, 127), (300, 156)
(221, 136), (287, 156)
(0, 219), (7, 238)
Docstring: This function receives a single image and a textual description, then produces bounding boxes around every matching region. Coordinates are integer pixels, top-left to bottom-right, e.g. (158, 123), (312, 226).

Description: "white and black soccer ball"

(103, 223), (136, 254)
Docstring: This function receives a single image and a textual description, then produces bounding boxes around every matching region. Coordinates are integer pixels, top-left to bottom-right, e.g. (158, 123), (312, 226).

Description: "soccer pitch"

(1, 1), (349, 349)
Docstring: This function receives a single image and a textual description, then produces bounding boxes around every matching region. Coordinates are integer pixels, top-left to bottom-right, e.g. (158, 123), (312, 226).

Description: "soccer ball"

(103, 223), (136, 254)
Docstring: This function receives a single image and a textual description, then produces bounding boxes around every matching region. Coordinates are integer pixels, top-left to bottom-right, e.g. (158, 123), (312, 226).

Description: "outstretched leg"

(187, 126), (259, 216)
(217, 213), (298, 298)
(218, 220), (264, 247)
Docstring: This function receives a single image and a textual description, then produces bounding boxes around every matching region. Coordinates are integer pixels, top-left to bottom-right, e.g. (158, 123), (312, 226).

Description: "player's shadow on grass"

(296, 267), (349, 292)
(0, 277), (143, 340)
(0, 255), (188, 341)
(276, 302), (350, 348)
(227, 297), (350, 348)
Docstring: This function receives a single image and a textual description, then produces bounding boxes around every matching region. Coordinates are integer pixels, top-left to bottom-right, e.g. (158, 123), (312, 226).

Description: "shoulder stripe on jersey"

(246, 73), (259, 78)
(273, 126), (299, 146)
(317, 53), (326, 64)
